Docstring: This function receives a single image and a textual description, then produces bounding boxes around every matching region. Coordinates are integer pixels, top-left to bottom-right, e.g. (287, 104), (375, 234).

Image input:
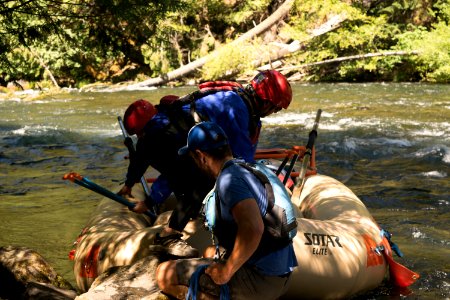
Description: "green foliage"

(432, 0), (450, 23)
(1, 0), (181, 85)
(201, 41), (261, 80)
(394, 22), (450, 82)
(1, 0), (450, 85)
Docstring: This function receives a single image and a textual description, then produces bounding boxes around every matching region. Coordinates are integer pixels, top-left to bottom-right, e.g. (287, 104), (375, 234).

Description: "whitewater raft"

(69, 162), (419, 299)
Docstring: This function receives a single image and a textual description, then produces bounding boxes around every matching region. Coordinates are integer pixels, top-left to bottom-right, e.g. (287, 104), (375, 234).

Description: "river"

(0, 83), (449, 299)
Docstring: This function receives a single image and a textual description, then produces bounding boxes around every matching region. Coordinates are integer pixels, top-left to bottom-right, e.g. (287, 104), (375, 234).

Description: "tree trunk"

(255, 14), (346, 70)
(124, 0), (295, 89)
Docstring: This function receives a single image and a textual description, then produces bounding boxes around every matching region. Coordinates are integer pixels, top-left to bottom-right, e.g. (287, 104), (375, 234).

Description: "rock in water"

(0, 246), (76, 299)
(24, 282), (78, 299)
(76, 255), (170, 300)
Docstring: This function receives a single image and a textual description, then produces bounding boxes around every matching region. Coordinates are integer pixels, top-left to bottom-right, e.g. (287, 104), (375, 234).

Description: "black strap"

(235, 162), (275, 211)
(218, 161), (275, 212)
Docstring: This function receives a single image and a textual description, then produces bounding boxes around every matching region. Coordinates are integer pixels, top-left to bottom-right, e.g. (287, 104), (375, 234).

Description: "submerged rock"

(0, 246), (76, 299)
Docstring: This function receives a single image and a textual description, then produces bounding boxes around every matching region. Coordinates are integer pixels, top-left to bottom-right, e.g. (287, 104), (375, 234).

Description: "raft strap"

(380, 228), (404, 257)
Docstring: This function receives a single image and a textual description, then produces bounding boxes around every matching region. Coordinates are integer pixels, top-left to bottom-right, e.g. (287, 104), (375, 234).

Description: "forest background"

(1, 0), (450, 90)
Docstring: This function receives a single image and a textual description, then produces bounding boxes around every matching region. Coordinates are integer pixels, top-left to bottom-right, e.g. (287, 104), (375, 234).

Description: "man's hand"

(205, 261), (232, 285)
(117, 185), (133, 198)
(132, 200), (149, 213)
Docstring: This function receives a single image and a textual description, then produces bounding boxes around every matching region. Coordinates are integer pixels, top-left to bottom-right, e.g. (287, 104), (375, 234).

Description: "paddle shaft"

(72, 175), (156, 219)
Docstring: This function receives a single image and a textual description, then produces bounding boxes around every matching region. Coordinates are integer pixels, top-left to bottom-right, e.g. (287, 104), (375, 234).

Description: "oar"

(118, 116), (157, 215)
(63, 172), (156, 219)
(282, 146), (302, 185)
(380, 229), (419, 287)
(291, 109), (322, 205)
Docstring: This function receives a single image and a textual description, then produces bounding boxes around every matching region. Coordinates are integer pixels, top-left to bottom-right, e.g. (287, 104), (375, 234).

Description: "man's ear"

(192, 149), (203, 161)
(195, 149), (208, 164)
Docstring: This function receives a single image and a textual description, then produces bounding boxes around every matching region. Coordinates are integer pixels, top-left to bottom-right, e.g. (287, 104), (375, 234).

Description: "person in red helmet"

(119, 70), (292, 258)
(123, 99), (158, 136)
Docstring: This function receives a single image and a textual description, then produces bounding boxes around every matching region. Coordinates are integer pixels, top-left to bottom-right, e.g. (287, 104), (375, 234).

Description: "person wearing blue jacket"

(118, 70), (292, 257)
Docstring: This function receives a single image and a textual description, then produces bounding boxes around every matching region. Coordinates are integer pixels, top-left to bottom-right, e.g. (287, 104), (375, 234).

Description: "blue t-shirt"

(216, 159), (298, 276)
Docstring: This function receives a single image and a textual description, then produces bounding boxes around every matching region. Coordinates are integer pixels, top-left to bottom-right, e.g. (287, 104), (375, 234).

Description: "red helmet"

(124, 99), (157, 135)
(250, 70), (292, 109)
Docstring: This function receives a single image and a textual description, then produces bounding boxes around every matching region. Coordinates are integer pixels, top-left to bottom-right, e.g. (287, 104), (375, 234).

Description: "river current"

(0, 83), (449, 299)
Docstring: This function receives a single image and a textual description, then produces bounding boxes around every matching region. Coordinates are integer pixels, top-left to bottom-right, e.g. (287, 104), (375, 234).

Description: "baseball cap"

(178, 122), (228, 156)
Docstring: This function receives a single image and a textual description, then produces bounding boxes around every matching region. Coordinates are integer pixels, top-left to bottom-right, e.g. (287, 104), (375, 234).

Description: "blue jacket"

(125, 90), (261, 204)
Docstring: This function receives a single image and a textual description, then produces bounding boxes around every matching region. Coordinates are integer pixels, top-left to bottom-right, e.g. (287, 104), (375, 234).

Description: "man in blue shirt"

(156, 122), (297, 299)
(118, 70), (292, 257)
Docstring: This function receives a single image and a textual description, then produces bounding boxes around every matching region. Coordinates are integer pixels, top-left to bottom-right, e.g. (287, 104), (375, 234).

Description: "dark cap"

(178, 122), (228, 156)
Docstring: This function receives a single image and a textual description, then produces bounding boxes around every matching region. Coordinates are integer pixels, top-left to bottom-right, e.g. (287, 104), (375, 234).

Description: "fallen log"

(276, 50), (421, 71)
(122, 0), (295, 89)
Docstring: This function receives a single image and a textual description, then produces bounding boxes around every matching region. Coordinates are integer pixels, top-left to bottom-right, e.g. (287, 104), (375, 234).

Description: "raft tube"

(284, 174), (389, 299)
(70, 194), (205, 292)
(72, 175), (391, 298)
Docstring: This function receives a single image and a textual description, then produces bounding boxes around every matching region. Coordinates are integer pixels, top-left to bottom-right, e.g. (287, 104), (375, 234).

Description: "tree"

(123, 0), (295, 88)
(0, 0), (180, 85)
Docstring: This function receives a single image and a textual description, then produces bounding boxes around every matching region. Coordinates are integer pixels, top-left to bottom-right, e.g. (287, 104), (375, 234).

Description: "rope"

(186, 264), (230, 300)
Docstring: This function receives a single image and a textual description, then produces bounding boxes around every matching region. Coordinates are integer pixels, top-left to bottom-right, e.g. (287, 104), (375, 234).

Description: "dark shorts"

(175, 258), (292, 300)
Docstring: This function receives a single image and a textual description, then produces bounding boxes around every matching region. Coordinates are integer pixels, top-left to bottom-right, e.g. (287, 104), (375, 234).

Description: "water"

(0, 83), (449, 299)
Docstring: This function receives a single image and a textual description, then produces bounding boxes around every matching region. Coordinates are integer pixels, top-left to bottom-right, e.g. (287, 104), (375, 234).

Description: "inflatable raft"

(67, 165), (418, 299)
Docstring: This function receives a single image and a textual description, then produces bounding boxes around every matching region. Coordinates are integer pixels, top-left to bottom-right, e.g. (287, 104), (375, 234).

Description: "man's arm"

(205, 198), (264, 285)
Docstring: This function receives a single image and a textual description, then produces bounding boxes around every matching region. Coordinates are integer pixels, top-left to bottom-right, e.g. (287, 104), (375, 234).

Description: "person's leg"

(156, 258), (219, 300)
(227, 266), (292, 300)
(145, 128), (200, 257)
(156, 260), (188, 299)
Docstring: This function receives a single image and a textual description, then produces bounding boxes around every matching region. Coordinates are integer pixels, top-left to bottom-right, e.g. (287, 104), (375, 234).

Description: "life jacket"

(202, 161), (298, 257)
(155, 81), (260, 142)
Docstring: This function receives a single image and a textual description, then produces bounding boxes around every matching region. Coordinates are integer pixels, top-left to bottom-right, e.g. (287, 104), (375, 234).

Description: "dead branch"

(124, 0), (295, 89)
(277, 50), (420, 72)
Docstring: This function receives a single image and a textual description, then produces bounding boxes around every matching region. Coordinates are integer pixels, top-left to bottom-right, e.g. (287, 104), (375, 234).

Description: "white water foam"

(262, 112), (320, 126)
(411, 127), (449, 137)
(413, 145), (450, 164)
(411, 227), (427, 239)
(11, 125), (59, 136)
(420, 171), (448, 178)
(8, 124), (121, 138)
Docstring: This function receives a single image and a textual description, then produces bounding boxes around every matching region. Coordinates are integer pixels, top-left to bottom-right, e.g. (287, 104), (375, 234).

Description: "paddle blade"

(384, 252), (420, 287)
(63, 172), (83, 182)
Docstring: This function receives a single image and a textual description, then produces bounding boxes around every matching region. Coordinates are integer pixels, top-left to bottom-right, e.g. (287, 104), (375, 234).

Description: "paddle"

(282, 146), (302, 185)
(118, 116), (157, 215)
(380, 229), (420, 287)
(291, 109), (322, 205)
(382, 249), (420, 287)
(63, 172), (156, 219)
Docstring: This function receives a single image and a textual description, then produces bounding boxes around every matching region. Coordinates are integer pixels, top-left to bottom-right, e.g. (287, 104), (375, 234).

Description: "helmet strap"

(243, 84), (264, 117)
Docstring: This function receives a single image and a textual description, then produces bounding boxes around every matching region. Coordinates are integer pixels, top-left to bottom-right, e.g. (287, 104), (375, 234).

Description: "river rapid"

(0, 83), (449, 299)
